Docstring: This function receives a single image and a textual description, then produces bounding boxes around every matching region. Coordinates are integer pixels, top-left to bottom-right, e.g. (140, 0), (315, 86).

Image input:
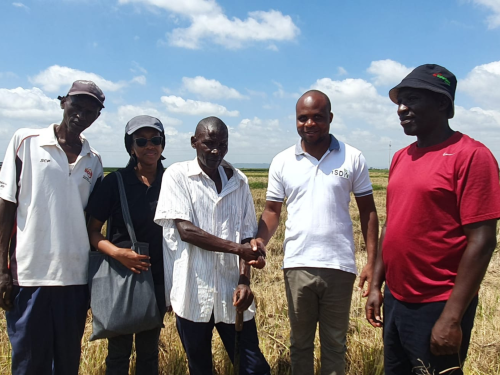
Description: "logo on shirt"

(332, 168), (350, 179)
(443, 152), (454, 156)
(83, 168), (93, 184)
(40, 159), (51, 163)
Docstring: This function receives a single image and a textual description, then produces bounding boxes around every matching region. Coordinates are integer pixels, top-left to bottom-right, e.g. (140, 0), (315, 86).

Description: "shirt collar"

(38, 123), (91, 155)
(121, 164), (164, 186)
(294, 134), (340, 156)
(187, 158), (242, 181)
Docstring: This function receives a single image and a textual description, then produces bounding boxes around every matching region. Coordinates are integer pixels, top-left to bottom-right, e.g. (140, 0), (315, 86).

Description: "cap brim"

(68, 91), (105, 108)
(126, 124), (164, 135)
(389, 79), (454, 118)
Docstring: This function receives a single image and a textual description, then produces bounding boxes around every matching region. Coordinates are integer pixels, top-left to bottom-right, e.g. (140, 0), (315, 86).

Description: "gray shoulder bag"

(88, 171), (162, 341)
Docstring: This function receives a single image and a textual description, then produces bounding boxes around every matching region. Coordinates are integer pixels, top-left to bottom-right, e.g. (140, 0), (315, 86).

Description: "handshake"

(237, 238), (267, 269)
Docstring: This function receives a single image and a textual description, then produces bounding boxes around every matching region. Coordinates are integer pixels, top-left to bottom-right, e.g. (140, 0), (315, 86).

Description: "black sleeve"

(86, 172), (119, 223)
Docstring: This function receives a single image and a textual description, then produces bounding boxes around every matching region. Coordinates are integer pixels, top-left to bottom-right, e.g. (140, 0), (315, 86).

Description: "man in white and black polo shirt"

(0, 80), (105, 375)
(252, 90), (379, 375)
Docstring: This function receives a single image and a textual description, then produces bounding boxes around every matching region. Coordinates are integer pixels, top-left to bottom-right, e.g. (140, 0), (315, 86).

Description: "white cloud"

(0, 87), (61, 140)
(182, 76), (246, 100)
(0, 87), (60, 122)
(12, 2), (29, 11)
(131, 75), (147, 85)
(0, 72), (18, 79)
(273, 81), (300, 99)
(226, 117), (297, 162)
(267, 44), (279, 52)
(119, 0), (299, 49)
(338, 67), (348, 76)
(131, 61), (148, 74)
(161, 95), (239, 116)
(118, 0), (221, 17)
(30, 65), (126, 93)
(459, 60), (500, 109)
(367, 59), (413, 86)
(311, 77), (396, 129)
(470, 0), (500, 28)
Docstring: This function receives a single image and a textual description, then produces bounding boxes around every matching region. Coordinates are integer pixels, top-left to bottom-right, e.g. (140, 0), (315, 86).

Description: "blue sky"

(1, 0), (500, 168)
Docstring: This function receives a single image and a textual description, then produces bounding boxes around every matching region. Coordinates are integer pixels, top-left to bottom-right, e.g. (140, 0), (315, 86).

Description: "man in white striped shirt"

(154, 117), (269, 375)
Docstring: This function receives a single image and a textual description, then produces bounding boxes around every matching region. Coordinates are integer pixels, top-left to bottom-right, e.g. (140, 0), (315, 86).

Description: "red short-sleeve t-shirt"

(383, 132), (500, 303)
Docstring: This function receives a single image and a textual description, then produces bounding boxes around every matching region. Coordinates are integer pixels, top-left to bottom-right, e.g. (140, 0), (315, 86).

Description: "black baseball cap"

(63, 80), (106, 108)
(125, 115), (165, 135)
(389, 64), (457, 118)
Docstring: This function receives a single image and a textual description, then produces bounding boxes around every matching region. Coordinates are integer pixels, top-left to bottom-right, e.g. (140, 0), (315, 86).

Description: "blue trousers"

(383, 286), (478, 375)
(6, 285), (89, 375)
(176, 314), (270, 375)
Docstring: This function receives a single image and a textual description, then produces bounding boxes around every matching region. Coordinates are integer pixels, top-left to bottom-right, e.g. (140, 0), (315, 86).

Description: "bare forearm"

(441, 221), (497, 323)
(239, 257), (251, 285)
(255, 204), (282, 245)
(176, 220), (241, 254)
(370, 224), (386, 290)
(360, 210), (379, 264)
(89, 230), (123, 258)
(0, 198), (16, 273)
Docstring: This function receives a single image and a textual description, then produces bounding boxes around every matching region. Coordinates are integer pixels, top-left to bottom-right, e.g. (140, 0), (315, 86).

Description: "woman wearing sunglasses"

(86, 115), (167, 375)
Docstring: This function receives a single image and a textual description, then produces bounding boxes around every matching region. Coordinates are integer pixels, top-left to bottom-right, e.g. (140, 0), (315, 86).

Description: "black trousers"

(175, 314), (270, 375)
(105, 326), (162, 375)
(383, 286), (478, 375)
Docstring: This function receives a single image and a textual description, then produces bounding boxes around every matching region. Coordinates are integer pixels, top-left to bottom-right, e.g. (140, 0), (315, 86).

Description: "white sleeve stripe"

(354, 190), (373, 197)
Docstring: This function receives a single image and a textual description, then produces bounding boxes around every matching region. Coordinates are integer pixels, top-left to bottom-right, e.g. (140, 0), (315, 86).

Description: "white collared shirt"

(0, 124), (103, 286)
(267, 135), (373, 274)
(154, 159), (257, 324)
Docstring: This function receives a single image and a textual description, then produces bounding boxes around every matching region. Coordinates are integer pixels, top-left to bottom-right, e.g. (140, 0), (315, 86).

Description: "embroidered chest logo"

(332, 168), (349, 179)
(40, 159), (51, 163)
(83, 168), (93, 184)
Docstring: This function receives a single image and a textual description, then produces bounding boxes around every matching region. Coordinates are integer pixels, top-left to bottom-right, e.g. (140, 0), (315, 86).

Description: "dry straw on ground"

(1, 170), (499, 374)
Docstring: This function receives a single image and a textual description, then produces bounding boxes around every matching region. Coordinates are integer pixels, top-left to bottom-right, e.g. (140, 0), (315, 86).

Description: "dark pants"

(6, 285), (89, 375)
(176, 314), (270, 375)
(106, 283), (166, 375)
(383, 286), (478, 375)
(106, 326), (162, 375)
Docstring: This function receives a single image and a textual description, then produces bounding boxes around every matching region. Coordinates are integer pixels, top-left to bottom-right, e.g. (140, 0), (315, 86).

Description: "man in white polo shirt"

(251, 90), (379, 375)
(0, 80), (105, 375)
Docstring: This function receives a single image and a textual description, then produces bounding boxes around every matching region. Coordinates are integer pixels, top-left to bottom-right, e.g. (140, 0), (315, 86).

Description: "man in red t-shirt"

(365, 64), (500, 374)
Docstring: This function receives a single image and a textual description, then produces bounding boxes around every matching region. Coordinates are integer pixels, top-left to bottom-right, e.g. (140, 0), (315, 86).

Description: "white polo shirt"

(267, 135), (372, 274)
(0, 124), (103, 286)
(154, 159), (257, 324)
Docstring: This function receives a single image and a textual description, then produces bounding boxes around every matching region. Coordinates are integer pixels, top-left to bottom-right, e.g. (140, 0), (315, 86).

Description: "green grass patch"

(372, 184), (386, 191)
(249, 181), (267, 189)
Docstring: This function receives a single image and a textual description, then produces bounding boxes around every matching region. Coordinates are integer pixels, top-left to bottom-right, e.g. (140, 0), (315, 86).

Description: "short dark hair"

(298, 90), (332, 113)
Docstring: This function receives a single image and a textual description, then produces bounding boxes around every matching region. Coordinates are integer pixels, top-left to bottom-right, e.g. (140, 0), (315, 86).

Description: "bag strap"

(115, 172), (139, 248)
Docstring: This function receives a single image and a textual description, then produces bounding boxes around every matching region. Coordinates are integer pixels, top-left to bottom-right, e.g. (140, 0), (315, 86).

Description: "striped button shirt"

(154, 159), (257, 324)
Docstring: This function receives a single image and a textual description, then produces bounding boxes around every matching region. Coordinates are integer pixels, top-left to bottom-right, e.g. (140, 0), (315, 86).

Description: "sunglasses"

(134, 136), (163, 147)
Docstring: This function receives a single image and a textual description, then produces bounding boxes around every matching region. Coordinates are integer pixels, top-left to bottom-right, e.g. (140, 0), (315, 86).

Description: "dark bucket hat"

(389, 64), (457, 118)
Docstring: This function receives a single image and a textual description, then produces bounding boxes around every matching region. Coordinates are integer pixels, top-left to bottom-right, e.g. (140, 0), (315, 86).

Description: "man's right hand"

(237, 242), (263, 263)
(365, 288), (383, 328)
(248, 238), (266, 269)
(0, 271), (13, 311)
(114, 248), (151, 274)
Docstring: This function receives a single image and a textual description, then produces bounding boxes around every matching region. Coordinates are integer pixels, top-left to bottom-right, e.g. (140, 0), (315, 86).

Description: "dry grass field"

(1, 169), (499, 374)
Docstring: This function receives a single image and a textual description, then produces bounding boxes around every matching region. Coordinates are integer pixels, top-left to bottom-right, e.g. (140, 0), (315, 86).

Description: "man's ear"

(59, 96), (66, 110)
(329, 112), (334, 123)
(191, 136), (197, 149)
(437, 94), (450, 114)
